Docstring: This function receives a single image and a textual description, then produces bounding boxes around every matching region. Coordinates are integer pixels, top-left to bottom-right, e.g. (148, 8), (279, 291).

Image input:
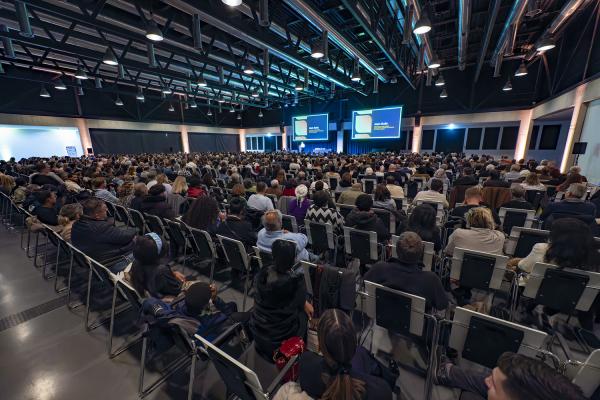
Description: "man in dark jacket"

(344, 194), (390, 242)
(500, 184), (534, 210)
(139, 184), (176, 219)
(540, 183), (596, 229)
(215, 197), (257, 249)
(32, 189), (59, 225)
(364, 232), (448, 311)
(453, 167), (478, 186)
(71, 197), (137, 272)
(483, 170), (511, 188)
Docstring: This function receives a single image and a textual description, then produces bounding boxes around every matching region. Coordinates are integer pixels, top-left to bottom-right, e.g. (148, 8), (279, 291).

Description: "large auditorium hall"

(0, 0), (599, 399)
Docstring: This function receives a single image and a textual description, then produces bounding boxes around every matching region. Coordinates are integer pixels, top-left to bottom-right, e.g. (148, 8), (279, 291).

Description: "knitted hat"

(185, 282), (212, 316)
(295, 184), (308, 199)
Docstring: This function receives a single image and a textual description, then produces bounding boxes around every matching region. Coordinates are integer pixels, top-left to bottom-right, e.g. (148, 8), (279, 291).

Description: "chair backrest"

(105, 201), (117, 218)
(114, 204), (130, 225)
(372, 207), (395, 234)
(362, 179), (377, 194)
(392, 197), (407, 213)
(449, 307), (548, 369)
(165, 219), (188, 250)
(498, 207), (535, 234)
(217, 235), (250, 273)
(304, 220), (335, 253)
(525, 190), (546, 209)
(252, 246), (273, 269)
(364, 280), (427, 337)
(506, 227), (549, 258)
(450, 248), (508, 291)
(328, 177), (338, 191)
(343, 226), (378, 265)
(337, 204), (355, 219)
(144, 213), (166, 237)
(572, 349), (600, 398)
(390, 236), (435, 272)
(281, 214), (298, 233)
(116, 277), (143, 314)
(482, 187), (512, 210)
(128, 208), (147, 234)
(185, 225), (217, 261)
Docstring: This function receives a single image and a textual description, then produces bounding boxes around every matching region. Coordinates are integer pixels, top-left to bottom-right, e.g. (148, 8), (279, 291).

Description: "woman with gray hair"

(444, 207), (505, 256)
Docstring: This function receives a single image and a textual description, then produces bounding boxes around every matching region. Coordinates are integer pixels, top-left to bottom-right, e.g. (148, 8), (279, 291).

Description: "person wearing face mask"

(435, 352), (586, 400)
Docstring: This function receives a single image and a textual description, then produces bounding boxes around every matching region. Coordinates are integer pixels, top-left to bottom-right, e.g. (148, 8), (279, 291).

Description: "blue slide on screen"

(352, 106), (402, 139)
(292, 113), (329, 141)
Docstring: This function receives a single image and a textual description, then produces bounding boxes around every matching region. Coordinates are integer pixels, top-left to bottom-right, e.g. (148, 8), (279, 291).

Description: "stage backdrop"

(90, 129), (182, 154)
(188, 132), (240, 153)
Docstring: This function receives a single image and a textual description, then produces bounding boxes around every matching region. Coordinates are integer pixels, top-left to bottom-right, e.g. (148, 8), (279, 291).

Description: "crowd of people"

(1, 150), (598, 400)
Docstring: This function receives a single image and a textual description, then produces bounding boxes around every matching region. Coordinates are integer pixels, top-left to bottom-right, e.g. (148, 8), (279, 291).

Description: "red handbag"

(273, 336), (305, 382)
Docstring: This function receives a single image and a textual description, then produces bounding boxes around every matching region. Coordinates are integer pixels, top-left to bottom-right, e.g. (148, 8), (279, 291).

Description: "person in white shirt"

(412, 178), (449, 208)
(385, 175), (404, 198)
(247, 181), (275, 212)
(444, 207), (505, 256)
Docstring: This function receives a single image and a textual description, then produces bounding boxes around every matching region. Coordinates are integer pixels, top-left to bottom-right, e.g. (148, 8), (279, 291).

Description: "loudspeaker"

(415, 113), (421, 127)
(572, 142), (587, 155)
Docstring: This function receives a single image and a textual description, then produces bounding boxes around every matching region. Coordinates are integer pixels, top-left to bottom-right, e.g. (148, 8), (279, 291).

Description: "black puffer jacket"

(71, 216), (137, 263)
(344, 209), (390, 242)
(250, 267), (307, 358)
(139, 195), (176, 219)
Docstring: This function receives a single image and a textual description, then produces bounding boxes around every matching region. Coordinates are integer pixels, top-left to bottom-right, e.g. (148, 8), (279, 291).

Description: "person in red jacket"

(186, 175), (205, 198)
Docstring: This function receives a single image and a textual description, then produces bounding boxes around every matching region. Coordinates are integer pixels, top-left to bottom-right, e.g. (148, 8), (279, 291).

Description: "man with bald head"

(364, 231), (448, 311)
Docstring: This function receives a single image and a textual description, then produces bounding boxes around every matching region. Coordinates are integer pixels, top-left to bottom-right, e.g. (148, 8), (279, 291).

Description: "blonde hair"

(156, 173), (169, 184)
(172, 176), (188, 194)
(58, 203), (83, 226)
(0, 174), (15, 191)
(466, 207), (495, 229)
(525, 173), (540, 186)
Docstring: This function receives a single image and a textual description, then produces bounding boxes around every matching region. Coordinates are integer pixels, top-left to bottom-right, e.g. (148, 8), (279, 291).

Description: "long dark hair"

(545, 218), (600, 270)
(182, 195), (219, 230)
(318, 309), (366, 400)
(408, 204), (437, 233)
(374, 184), (391, 202)
(271, 239), (296, 274)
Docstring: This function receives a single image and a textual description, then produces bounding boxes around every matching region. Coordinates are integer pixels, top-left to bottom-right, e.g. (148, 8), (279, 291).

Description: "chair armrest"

(211, 322), (242, 347)
(266, 354), (299, 396)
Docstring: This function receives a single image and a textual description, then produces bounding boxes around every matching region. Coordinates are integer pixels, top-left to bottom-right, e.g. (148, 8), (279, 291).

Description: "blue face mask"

(145, 232), (162, 254)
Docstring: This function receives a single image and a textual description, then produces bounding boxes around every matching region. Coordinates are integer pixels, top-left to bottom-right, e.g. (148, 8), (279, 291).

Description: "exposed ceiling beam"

(457, 0), (471, 71)
(474, 0), (501, 82)
(490, 0), (528, 68)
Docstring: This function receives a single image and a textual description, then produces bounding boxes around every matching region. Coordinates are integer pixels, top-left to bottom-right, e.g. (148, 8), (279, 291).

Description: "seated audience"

(250, 239), (312, 359)
(305, 189), (345, 235)
(11, 177), (28, 203)
(32, 189), (59, 225)
(257, 209), (314, 261)
(365, 232), (448, 311)
(288, 184), (310, 223)
(128, 183), (147, 210)
(30, 163), (63, 186)
(57, 202), (83, 242)
(436, 352), (586, 400)
(187, 176), (206, 198)
(385, 175), (404, 198)
(171, 176), (188, 197)
(129, 233), (186, 299)
(412, 178), (449, 208)
(335, 172), (353, 193)
(215, 197), (257, 249)
(453, 167), (477, 186)
(71, 198), (137, 271)
(452, 186), (502, 224)
(182, 195), (224, 234)
(406, 204), (442, 251)
(338, 182), (365, 206)
(373, 184), (397, 211)
(345, 194), (390, 243)
(0, 173), (15, 195)
(501, 184), (534, 210)
(539, 183), (596, 228)
(504, 164), (521, 181)
(557, 168), (586, 192)
(483, 170), (511, 188)
(520, 172), (546, 191)
(445, 207), (505, 256)
(247, 181), (275, 212)
(139, 184), (176, 219)
(92, 177), (119, 203)
(265, 179), (283, 198)
(291, 308), (393, 400)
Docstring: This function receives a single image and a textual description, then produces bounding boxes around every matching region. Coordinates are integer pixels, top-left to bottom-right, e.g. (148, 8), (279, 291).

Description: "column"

(412, 119), (422, 153)
(239, 129), (247, 152)
(560, 84), (588, 172)
(514, 109), (533, 161)
(75, 118), (92, 155)
(281, 126), (288, 150)
(180, 125), (190, 153)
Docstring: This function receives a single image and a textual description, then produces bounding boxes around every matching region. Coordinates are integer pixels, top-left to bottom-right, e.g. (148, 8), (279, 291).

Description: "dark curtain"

(343, 130), (408, 154)
(189, 132), (240, 152)
(90, 129), (182, 154)
(435, 128), (466, 153)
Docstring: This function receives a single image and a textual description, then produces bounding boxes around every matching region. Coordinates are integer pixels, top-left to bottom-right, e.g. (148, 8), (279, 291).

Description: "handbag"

(273, 336), (305, 382)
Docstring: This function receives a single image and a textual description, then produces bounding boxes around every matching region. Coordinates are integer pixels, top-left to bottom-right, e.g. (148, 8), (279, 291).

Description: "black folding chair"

(183, 225), (218, 281)
(281, 214), (298, 233)
(144, 213), (167, 237)
(304, 220), (337, 264)
(216, 235), (252, 311)
(343, 226), (380, 266)
(128, 208), (147, 234)
(114, 204), (131, 226)
(505, 227), (549, 258)
(498, 208), (535, 235)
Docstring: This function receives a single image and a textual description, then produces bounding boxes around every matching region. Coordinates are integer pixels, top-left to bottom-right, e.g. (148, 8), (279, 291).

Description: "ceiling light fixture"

(197, 75), (207, 87)
(54, 79), (67, 90)
(168, 103), (175, 112)
(75, 67), (88, 80)
(515, 61), (528, 77)
(311, 40), (324, 59)
(136, 87), (145, 101)
(161, 85), (172, 94)
(243, 62), (255, 75)
(258, 110), (264, 118)
(190, 99), (197, 108)
(229, 105), (235, 113)
(39, 85), (50, 98)
(76, 86), (84, 96)
(95, 77), (103, 89)
(428, 56), (441, 69)
(440, 88), (448, 98)
(414, 16), (432, 35)
(115, 96), (123, 106)
(102, 46), (118, 65)
(222, 0), (243, 6)
(207, 108), (213, 116)
(536, 37), (555, 52)
(145, 20), (163, 42)
(217, 96), (225, 103)
(435, 74), (445, 86)
(237, 113), (242, 120)
(251, 90), (260, 98)
(294, 81), (304, 91)
(503, 79), (513, 91)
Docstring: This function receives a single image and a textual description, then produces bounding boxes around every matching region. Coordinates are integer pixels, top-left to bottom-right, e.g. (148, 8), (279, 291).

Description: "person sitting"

(520, 172), (546, 191)
(557, 169), (586, 192)
(247, 181), (275, 212)
(57, 202), (83, 242)
(139, 184), (176, 219)
(250, 239), (313, 359)
(265, 179), (283, 198)
(373, 184), (396, 211)
(345, 194), (390, 243)
(501, 184), (534, 210)
(288, 184), (310, 224)
(305, 189), (345, 236)
(243, 178), (256, 194)
(412, 178), (449, 208)
(539, 183), (596, 229)
(215, 197), (257, 249)
(128, 183), (147, 210)
(338, 182), (365, 206)
(32, 189), (59, 225)
(30, 162), (63, 187)
(282, 178), (297, 197)
(444, 207), (505, 256)
(257, 209), (314, 261)
(365, 232), (448, 311)
(128, 233), (186, 299)
(335, 172), (353, 193)
(186, 175), (206, 198)
(230, 183), (247, 206)
(452, 186), (502, 225)
(71, 198), (137, 272)
(453, 167), (478, 186)
(324, 164), (341, 183)
(11, 177), (28, 204)
(92, 177), (119, 203)
(385, 175), (404, 198)
(284, 308), (393, 400)
(483, 170), (511, 188)
(435, 351), (586, 400)
(182, 195), (225, 234)
(504, 164), (521, 181)
(171, 176), (188, 197)
(406, 204), (442, 252)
